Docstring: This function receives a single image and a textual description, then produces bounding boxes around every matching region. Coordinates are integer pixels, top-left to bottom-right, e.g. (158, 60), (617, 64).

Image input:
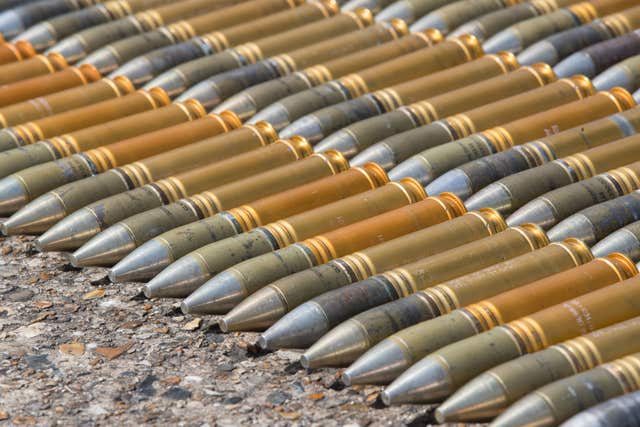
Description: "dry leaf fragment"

(33, 301), (52, 309)
(95, 342), (133, 360)
(307, 393), (325, 401)
(0, 411), (8, 420)
(59, 342), (85, 356)
(12, 415), (36, 425)
(162, 376), (181, 385)
(182, 318), (201, 331)
(82, 289), (105, 300)
(279, 412), (301, 420)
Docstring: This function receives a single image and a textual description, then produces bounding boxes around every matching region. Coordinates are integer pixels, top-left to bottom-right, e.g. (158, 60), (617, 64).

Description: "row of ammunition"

(2, 0), (640, 424)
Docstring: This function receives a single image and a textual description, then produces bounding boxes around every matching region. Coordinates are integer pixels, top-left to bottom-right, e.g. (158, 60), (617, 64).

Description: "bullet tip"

(180, 301), (190, 314)
(299, 354), (311, 369)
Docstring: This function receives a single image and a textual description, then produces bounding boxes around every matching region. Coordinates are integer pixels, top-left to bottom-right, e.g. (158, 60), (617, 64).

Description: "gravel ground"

(0, 234), (482, 426)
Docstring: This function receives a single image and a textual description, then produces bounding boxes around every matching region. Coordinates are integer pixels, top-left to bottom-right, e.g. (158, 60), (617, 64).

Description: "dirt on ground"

(0, 235), (473, 426)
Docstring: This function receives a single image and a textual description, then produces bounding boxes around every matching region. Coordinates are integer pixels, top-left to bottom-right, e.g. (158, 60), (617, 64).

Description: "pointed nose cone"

(214, 93), (257, 122)
(249, 103), (291, 132)
(554, 52), (595, 79)
(592, 228), (640, 259)
(435, 374), (508, 422)
(342, 0), (378, 11)
(0, 176), (28, 217)
(301, 320), (370, 369)
(382, 357), (452, 405)
(0, 11), (23, 39)
(517, 41), (558, 66)
(143, 255), (210, 299)
(351, 143), (395, 170)
(81, 48), (119, 75)
(465, 183), (512, 213)
(280, 115), (324, 143)
(490, 394), (553, 427)
(109, 239), (172, 283)
(342, 339), (412, 386)
(426, 169), (472, 199)
(483, 29), (520, 54)
(314, 131), (358, 157)
(15, 24), (55, 52)
(35, 208), (101, 252)
(376, 1), (414, 23)
(258, 301), (329, 350)
(220, 286), (286, 332)
(2, 193), (66, 236)
(70, 224), (136, 267)
(547, 214), (594, 244)
(180, 270), (245, 315)
(109, 57), (153, 87)
(507, 198), (556, 229)
(388, 156), (433, 185)
(47, 36), (86, 63)
(177, 81), (221, 110)
(143, 71), (186, 98)
(409, 14), (445, 33)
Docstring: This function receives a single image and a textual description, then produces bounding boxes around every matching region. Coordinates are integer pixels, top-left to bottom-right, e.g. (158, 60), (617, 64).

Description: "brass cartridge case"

(386, 274), (640, 404)
(115, 1), (341, 87)
(176, 179), (426, 306)
(295, 225), (549, 361)
(341, 53), (520, 160)
(0, 75), (134, 128)
(279, 35), (482, 141)
(561, 387), (640, 427)
(8, 113), (242, 236)
(251, 210), (507, 333)
(345, 239), (598, 385)
(392, 87), (635, 186)
(35, 123), (279, 249)
(410, 0), (521, 35)
(123, 164), (389, 283)
(441, 315), (640, 422)
(0, 99), (204, 214)
(70, 151), (349, 266)
(468, 134), (640, 215)
(0, 63), (101, 108)
(245, 31), (439, 126)
(436, 106), (640, 200)
(0, 52), (66, 85)
(0, 41), (35, 65)
(492, 352), (640, 426)
(185, 19), (408, 111)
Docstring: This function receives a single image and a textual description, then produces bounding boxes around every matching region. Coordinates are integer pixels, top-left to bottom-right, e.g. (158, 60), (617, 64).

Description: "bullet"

(449, 1), (546, 42)
(343, 239), (598, 385)
(69, 149), (348, 266)
(547, 191), (640, 244)
(0, 52), (67, 85)
(244, 31), (440, 126)
(255, 209), (507, 343)
(188, 20), (408, 111)
(13, 0), (178, 52)
(439, 316), (640, 422)
(323, 62), (571, 158)
(342, 0), (393, 13)
(47, 0), (223, 63)
(555, 30), (640, 78)
(219, 193), (467, 326)
(5, 112), (242, 236)
(518, 6), (640, 66)
(410, 0), (519, 34)
(0, 0), (40, 13)
(561, 389), (640, 427)
(592, 220), (640, 261)
(0, 75), (134, 128)
(267, 224), (541, 355)
(279, 35), (483, 143)
(382, 276), (640, 405)
(0, 97), (213, 215)
(595, 54), (640, 92)
(262, 33), (482, 134)
(116, 163), (388, 284)
(214, 21), (409, 121)
(36, 122), (278, 250)
(0, 86), (168, 177)
(464, 134), (640, 215)
(504, 161), (640, 229)
(483, 2), (599, 54)
(430, 105), (640, 203)
(0, 40), (36, 65)
(492, 352), (640, 427)
(154, 179), (424, 304)
(0, 63), (101, 108)
(375, 0), (455, 24)
(145, 1), (360, 99)
(0, 0), (96, 40)
(113, 1), (341, 88)
(390, 87), (634, 186)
